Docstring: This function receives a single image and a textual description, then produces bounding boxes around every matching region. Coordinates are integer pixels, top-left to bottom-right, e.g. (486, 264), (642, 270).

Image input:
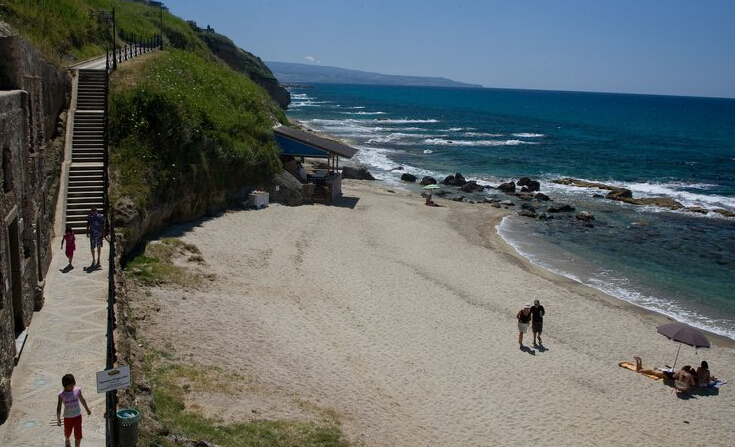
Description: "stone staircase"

(66, 69), (106, 233)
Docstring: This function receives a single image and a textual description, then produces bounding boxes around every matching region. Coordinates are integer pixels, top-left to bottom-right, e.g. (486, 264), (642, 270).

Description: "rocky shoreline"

(345, 165), (735, 221)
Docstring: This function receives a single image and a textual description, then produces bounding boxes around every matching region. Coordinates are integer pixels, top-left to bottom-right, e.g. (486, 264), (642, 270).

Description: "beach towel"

(618, 361), (661, 380)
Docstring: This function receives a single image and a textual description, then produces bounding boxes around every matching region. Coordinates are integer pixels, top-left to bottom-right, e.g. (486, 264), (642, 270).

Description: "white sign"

(96, 365), (131, 394)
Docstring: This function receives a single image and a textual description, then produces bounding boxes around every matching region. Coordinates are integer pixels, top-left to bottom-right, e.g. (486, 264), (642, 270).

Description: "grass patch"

(125, 238), (204, 286)
(141, 355), (353, 447)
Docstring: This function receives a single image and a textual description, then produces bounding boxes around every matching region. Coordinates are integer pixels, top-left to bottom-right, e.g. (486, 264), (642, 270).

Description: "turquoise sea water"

(285, 84), (735, 340)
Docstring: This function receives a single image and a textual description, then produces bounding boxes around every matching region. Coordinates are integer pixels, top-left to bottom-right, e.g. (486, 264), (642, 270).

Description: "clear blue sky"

(167, 0), (735, 98)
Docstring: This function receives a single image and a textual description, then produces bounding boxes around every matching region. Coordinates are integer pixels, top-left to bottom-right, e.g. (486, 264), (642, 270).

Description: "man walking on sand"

(86, 206), (105, 269)
(531, 299), (545, 345)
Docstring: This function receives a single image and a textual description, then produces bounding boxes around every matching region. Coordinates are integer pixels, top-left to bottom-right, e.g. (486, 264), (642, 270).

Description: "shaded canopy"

(657, 322), (710, 348)
(273, 125), (357, 159)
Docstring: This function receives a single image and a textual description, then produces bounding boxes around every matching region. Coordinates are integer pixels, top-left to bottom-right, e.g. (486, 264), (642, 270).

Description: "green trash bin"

(117, 409), (140, 447)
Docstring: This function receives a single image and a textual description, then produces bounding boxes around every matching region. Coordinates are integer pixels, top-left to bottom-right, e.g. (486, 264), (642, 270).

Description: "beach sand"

(130, 180), (735, 447)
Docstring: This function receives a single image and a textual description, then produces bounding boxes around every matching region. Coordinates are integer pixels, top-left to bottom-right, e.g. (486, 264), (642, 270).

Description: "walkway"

(1, 41), (158, 446)
(0, 236), (109, 447)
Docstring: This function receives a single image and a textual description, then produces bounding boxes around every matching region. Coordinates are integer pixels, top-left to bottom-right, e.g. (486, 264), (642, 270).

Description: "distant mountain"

(266, 62), (483, 88)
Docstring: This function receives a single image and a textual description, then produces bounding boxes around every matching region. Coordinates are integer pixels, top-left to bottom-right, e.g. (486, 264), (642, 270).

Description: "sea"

(284, 83), (735, 341)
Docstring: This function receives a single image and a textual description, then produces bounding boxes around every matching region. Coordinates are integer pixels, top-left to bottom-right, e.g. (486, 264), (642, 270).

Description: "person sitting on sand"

(424, 194), (440, 206)
(696, 360), (717, 385)
(633, 356), (697, 390)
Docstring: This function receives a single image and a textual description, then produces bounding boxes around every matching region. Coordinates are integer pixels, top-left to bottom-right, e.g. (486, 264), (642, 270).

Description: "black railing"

(102, 63), (119, 447)
(106, 35), (160, 69)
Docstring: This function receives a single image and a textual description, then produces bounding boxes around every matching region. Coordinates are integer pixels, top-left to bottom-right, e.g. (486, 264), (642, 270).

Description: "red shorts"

(64, 415), (83, 439)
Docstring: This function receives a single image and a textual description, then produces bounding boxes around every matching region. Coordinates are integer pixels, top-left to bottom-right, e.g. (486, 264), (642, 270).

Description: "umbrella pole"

(672, 344), (681, 370)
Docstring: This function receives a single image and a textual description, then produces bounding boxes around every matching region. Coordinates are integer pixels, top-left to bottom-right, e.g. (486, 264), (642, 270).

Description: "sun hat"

(524, 304), (531, 308)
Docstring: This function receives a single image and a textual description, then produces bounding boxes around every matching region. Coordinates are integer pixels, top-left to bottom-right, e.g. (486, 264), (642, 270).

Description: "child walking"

(57, 373), (91, 447)
(60, 225), (76, 269)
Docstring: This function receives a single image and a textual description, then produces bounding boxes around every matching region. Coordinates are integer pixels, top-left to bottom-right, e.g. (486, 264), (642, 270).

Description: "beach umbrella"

(422, 184), (440, 190)
(656, 322), (710, 369)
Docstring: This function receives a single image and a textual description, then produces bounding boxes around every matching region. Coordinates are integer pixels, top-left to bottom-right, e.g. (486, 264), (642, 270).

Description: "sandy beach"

(129, 180), (735, 447)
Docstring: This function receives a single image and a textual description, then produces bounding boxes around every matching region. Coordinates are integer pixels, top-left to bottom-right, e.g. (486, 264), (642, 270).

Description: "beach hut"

(273, 125), (358, 204)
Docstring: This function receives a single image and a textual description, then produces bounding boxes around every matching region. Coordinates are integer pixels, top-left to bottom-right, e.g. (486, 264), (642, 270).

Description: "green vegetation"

(139, 355), (350, 447)
(1, 0), (170, 63)
(125, 238), (204, 286)
(109, 48), (282, 209)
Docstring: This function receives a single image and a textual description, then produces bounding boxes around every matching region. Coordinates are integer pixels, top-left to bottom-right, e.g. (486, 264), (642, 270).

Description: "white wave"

(338, 111), (387, 115)
(290, 100), (334, 107)
(423, 149), (433, 154)
(422, 138), (537, 147)
(464, 132), (504, 138)
(367, 132), (422, 144)
(374, 118), (439, 124)
(512, 133), (545, 138)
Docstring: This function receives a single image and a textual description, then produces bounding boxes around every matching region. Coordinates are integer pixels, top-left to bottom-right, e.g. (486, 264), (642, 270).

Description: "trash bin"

(117, 409), (140, 447)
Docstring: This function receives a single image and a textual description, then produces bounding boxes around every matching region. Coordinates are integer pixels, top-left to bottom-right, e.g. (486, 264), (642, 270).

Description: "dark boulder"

(420, 176), (437, 185)
(342, 166), (376, 180)
(497, 181), (516, 194)
(518, 209), (538, 218)
(460, 181), (485, 192)
(576, 211), (595, 221)
(607, 189), (633, 200)
(527, 180), (541, 192)
(534, 192), (551, 201)
(548, 204), (575, 213)
(518, 177), (532, 186)
(401, 173), (418, 182)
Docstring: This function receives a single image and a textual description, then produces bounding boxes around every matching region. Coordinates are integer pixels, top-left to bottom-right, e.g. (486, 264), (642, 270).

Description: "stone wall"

(0, 35), (70, 423)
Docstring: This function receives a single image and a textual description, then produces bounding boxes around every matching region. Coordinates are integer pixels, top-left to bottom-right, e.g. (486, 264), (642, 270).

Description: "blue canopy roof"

(274, 126), (357, 159)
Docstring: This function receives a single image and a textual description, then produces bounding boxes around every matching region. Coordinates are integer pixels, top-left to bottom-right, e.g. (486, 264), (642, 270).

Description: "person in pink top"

(60, 225), (76, 270)
(56, 374), (91, 447)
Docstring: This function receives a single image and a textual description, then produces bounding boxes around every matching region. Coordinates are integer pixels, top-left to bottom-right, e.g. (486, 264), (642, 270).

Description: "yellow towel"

(618, 361), (661, 380)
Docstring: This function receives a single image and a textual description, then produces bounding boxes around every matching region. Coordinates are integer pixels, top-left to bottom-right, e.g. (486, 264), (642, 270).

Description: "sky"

(166, 0), (735, 98)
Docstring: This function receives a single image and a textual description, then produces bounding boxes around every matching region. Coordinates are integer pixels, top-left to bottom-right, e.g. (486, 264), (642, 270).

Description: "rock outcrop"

(342, 166), (376, 180)
(553, 177), (684, 210)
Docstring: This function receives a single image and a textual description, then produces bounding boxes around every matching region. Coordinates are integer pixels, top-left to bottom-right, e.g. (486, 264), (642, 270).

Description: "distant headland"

(266, 61), (483, 88)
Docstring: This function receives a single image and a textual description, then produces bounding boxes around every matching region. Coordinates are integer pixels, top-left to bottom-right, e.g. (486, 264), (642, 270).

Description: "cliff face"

(194, 28), (290, 109)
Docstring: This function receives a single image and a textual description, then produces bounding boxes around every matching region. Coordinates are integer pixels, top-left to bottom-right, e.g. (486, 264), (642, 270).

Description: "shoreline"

(134, 179), (735, 446)
(352, 175), (735, 349)
(491, 215), (735, 350)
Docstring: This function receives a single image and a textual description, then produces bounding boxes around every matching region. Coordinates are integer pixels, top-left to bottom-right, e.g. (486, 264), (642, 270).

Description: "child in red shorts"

(57, 373), (91, 447)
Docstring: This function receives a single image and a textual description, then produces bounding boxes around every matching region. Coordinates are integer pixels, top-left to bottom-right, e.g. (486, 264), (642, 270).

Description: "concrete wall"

(0, 36), (70, 423)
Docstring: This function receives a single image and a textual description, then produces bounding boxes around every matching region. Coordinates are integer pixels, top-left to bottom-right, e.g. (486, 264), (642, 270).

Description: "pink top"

(63, 233), (76, 250)
(59, 387), (82, 418)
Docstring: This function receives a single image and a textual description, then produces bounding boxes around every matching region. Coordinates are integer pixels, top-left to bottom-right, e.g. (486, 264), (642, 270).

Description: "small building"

(273, 125), (357, 204)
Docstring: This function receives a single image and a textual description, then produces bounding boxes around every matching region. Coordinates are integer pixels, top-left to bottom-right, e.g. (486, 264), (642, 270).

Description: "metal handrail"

(103, 59), (119, 447)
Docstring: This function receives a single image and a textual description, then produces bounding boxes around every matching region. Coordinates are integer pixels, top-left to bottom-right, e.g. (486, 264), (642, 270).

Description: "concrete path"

(0, 235), (109, 447)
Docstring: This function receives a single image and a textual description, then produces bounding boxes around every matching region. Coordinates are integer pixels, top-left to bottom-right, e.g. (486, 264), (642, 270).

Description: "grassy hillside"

(109, 49), (282, 210)
(2, 0), (288, 227)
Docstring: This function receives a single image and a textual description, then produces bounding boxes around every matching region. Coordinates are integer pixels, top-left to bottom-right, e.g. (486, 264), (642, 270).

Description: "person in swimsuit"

(517, 304), (532, 346)
(633, 356), (696, 391)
